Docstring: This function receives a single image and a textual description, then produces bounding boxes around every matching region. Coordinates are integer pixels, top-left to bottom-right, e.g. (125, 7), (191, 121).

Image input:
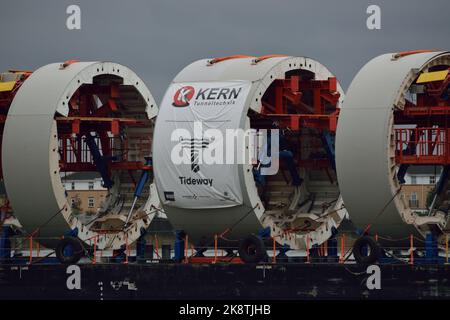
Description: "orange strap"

(61, 60), (80, 69)
(208, 55), (254, 65)
(392, 50), (438, 59)
(252, 54), (288, 64)
(207, 54), (288, 65)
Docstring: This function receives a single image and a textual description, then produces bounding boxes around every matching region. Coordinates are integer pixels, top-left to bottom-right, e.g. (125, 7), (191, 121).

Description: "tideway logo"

(179, 176), (213, 187)
(180, 136), (212, 173)
(172, 85), (244, 108)
(171, 122), (280, 179)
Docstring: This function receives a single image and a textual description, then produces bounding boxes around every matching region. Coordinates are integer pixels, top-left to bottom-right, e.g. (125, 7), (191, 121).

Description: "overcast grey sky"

(0, 0), (449, 102)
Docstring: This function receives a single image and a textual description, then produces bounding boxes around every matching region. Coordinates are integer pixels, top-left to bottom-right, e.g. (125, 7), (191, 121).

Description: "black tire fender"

(55, 236), (84, 264)
(238, 234), (267, 263)
(352, 236), (380, 265)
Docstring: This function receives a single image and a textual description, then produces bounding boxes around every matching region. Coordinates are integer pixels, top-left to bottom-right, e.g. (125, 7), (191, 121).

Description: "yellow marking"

(416, 70), (449, 83)
(0, 81), (16, 92)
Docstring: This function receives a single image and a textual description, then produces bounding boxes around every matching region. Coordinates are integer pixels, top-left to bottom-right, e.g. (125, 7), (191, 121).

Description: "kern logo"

(173, 86), (195, 107)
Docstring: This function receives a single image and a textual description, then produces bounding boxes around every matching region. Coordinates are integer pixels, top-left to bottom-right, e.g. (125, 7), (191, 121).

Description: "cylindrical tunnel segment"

(154, 55), (347, 249)
(336, 51), (450, 244)
(0, 70), (32, 228)
(2, 61), (160, 249)
(0, 70), (32, 178)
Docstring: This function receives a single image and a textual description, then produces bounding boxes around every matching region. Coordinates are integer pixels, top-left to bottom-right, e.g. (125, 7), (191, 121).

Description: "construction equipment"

(2, 61), (161, 250)
(336, 50), (450, 246)
(153, 55), (348, 258)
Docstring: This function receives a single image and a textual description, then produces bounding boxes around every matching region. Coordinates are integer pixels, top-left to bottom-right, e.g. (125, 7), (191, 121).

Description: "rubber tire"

(352, 236), (380, 265)
(238, 235), (267, 263)
(55, 236), (84, 264)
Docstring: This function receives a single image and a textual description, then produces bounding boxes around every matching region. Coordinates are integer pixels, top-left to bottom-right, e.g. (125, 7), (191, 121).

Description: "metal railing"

(58, 135), (152, 169)
(0, 232), (449, 265)
(395, 127), (450, 164)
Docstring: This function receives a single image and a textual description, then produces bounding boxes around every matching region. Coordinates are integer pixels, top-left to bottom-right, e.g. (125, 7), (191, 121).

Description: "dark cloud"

(0, 0), (449, 102)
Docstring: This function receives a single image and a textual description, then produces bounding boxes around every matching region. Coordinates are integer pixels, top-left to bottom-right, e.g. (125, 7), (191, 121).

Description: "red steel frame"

(260, 75), (340, 131)
(394, 68), (450, 165)
(395, 127), (449, 164)
(56, 81), (152, 179)
(256, 74), (340, 172)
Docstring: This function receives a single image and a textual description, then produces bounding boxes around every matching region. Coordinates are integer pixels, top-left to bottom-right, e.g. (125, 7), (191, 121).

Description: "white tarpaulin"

(153, 81), (252, 209)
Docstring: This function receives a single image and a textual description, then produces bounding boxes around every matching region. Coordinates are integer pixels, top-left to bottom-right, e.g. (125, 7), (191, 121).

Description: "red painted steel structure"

(254, 74), (340, 173)
(56, 80), (152, 181)
(395, 68), (450, 165)
(260, 75), (340, 132)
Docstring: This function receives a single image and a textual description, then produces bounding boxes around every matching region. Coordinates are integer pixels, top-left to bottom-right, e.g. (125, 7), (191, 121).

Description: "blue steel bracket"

(134, 157), (153, 199)
(276, 245), (290, 255)
(327, 238), (338, 257)
(174, 230), (186, 262)
(321, 131), (336, 171)
(435, 166), (450, 196)
(136, 227), (147, 259)
(85, 134), (114, 189)
(65, 227), (79, 238)
(425, 232), (439, 264)
(258, 227), (271, 239)
(310, 244), (320, 257)
(62, 228), (79, 259)
(276, 245), (290, 262)
(0, 226), (12, 261)
(279, 150), (303, 186)
(113, 247), (126, 263)
(397, 164), (410, 184)
(330, 226), (338, 238)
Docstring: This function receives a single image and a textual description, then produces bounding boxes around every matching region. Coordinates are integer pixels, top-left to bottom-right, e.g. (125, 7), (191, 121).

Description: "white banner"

(153, 81), (252, 209)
